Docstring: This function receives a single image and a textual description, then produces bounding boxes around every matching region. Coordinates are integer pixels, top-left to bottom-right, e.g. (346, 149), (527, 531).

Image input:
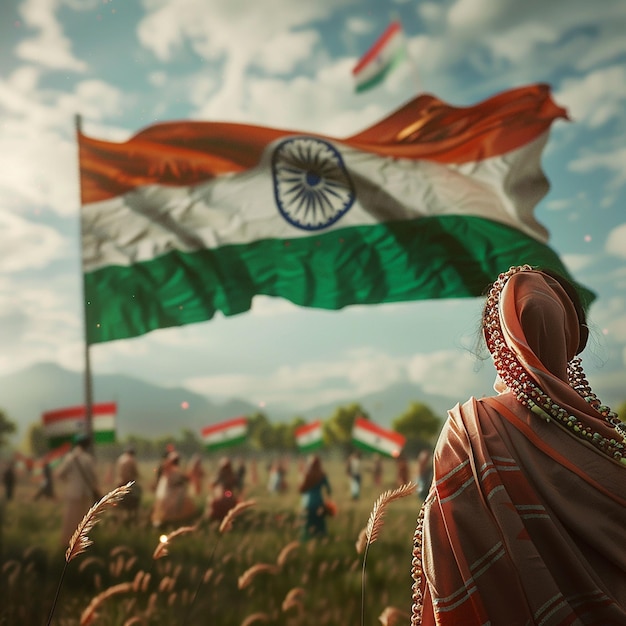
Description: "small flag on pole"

(352, 21), (407, 93)
(42, 402), (117, 447)
(295, 420), (324, 453)
(201, 416), (248, 452)
(37, 442), (72, 471)
(351, 416), (405, 457)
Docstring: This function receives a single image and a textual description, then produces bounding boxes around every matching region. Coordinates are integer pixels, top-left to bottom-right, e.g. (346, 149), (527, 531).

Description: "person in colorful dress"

(298, 454), (332, 541)
(411, 266), (626, 625)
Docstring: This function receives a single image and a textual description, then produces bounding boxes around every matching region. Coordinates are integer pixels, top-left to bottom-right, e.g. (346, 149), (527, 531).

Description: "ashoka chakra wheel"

(271, 136), (355, 231)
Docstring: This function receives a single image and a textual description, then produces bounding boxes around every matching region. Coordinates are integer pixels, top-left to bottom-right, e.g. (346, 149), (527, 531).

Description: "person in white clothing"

(56, 434), (100, 546)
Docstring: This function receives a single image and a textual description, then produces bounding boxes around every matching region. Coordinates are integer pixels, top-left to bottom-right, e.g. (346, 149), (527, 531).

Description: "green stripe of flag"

(84, 215), (593, 344)
(204, 434), (248, 452)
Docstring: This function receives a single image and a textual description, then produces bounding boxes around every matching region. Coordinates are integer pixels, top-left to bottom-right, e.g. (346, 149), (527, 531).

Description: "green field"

(0, 456), (421, 625)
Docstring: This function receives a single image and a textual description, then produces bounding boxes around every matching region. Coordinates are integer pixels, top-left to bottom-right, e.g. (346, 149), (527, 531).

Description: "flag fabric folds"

(42, 403), (117, 447)
(295, 420), (324, 453)
(201, 417), (248, 452)
(351, 416), (405, 457)
(352, 21), (407, 93)
(78, 83), (591, 345)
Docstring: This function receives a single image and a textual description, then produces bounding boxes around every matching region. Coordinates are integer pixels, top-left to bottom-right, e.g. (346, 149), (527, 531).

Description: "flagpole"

(74, 114), (94, 451)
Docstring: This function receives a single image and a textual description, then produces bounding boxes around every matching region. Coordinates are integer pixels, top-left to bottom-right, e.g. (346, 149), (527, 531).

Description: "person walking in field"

(298, 454), (332, 541)
(115, 446), (141, 522)
(151, 451), (197, 529)
(33, 462), (55, 501)
(56, 434), (100, 546)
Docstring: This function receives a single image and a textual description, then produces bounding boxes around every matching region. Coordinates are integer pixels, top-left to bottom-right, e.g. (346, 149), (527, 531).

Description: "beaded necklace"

(483, 265), (626, 465)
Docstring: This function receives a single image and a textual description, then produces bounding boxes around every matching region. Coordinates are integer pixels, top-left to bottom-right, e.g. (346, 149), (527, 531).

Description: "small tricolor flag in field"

(201, 416), (248, 452)
(351, 417), (405, 457)
(295, 420), (324, 453)
(352, 21), (406, 93)
(32, 442), (72, 475)
(42, 402), (117, 447)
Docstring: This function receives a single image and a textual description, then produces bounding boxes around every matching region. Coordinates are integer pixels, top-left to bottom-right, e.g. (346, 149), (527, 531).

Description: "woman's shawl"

(419, 393), (626, 625)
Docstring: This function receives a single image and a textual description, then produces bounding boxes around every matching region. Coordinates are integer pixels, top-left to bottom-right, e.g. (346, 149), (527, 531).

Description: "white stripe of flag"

(351, 416), (405, 457)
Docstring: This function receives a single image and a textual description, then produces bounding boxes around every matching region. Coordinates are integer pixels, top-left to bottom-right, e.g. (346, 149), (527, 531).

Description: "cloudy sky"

(1, 0), (625, 418)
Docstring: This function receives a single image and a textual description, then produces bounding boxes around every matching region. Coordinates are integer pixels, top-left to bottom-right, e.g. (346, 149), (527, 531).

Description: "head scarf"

(484, 266), (624, 462)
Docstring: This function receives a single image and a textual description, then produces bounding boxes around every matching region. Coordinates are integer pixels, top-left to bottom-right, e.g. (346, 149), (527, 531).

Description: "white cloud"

(15, 0), (87, 72)
(183, 347), (408, 409)
(560, 253), (595, 273)
(556, 66), (626, 128)
(253, 30), (320, 75)
(0, 212), (68, 271)
(605, 223), (626, 259)
(569, 146), (626, 190)
(0, 276), (82, 376)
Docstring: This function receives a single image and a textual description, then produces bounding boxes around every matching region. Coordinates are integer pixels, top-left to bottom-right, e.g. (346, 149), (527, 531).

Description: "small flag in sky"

(42, 402), (117, 447)
(352, 21), (407, 93)
(201, 416), (248, 452)
(78, 83), (591, 345)
(351, 416), (405, 457)
(295, 420), (324, 453)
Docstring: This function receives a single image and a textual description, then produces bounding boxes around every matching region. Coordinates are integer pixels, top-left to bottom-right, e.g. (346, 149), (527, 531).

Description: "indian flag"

(295, 420), (324, 453)
(201, 416), (248, 452)
(352, 417), (405, 457)
(32, 442), (72, 476)
(42, 402), (117, 447)
(79, 84), (592, 345)
(352, 21), (406, 93)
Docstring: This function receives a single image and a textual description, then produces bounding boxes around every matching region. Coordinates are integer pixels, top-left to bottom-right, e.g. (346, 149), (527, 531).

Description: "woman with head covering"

(151, 451), (198, 529)
(411, 266), (626, 625)
(298, 454), (332, 541)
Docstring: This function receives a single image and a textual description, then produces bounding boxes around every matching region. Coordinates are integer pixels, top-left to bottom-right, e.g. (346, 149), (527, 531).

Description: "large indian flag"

(42, 402), (117, 447)
(295, 420), (324, 453)
(352, 417), (406, 457)
(201, 416), (248, 452)
(79, 84), (591, 345)
(352, 21), (407, 93)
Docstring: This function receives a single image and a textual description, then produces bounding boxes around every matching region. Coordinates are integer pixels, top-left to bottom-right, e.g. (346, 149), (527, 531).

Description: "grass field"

(0, 455), (421, 625)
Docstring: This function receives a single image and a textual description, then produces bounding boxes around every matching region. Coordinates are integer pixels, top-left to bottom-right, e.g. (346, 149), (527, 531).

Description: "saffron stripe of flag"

(352, 21), (406, 92)
(351, 416), (405, 457)
(201, 416), (248, 452)
(42, 402), (117, 447)
(295, 420), (324, 453)
(79, 84), (592, 345)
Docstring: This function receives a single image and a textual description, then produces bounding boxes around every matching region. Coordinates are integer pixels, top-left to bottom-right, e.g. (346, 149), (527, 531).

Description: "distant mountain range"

(0, 362), (463, 443)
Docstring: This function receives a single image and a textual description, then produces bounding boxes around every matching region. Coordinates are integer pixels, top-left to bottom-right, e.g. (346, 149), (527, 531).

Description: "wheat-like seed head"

(237, 563), (279, 589)
(152, 524), (198, 559)
(240, 612), (271, 626)
(66, 482), (134, 563)
(365, 482), (416, 547)
(79, 582), (134, 626)
(219, 499), (256, 533)
(355, 528), (368, 555)
(276, 540), (300, 568)
(281, 587), (305, 612)
(379, 606), (410, 625)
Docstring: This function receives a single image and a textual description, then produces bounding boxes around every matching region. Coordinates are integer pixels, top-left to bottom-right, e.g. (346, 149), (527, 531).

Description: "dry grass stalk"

(219, 499), (256, 533)
(66, 482), (134, 563)
(123, 618), (145, 626)
(79, 581), (134, 626)
(281, 587), (305, 612)
(237, 563), (279, 589)
(355, 528), (368, 555)
(364, 482), (416, 548)
(379, 606), (410, 625)
(153, 525), (198, 559)
(276, 541), (300, 568)
(240, 613), (271, 626)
